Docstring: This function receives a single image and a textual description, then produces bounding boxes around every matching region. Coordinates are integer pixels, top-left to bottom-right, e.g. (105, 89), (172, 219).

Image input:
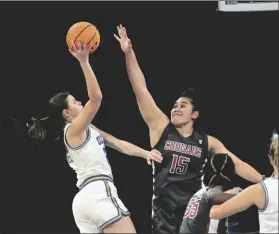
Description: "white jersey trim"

(64, 125), (91, 151)
(259, 181), (269, 212)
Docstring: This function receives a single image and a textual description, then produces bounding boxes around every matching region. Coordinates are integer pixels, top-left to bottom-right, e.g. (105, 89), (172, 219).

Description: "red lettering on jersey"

(186, 145), (192, 155)
(174, 142), (182, 152)
(164, 141), (203, 158)
(170, 154), (178, 173)
(195, 147), (202, 158)
(164, 140), (171, 151)
(192, 146), (197, 156)
(181, 143), (187, 154)
(170, 141), (176, 151)
(183, 195), (203, 219)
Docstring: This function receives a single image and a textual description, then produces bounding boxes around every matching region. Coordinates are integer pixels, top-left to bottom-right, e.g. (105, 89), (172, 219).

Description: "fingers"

(117, 25), (122, 37)
(122, 26), (127, 36)
(116, 24), (128, 39)
(85, 42), (91, 50)
(70, 40), (90, 54)
(72, 40), (77, 51)
(71, 40), (82, 52)
(151, 149), (163, 160)
(114, 34), (120, 41)
(149, 149), (163, 163)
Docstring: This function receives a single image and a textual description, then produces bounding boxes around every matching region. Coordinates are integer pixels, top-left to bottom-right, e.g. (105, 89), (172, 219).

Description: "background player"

(210, 131), (278, 233)
(114, 24), (264, 234)
(180, 153), (242, 234)
(28, 41), (162, 233)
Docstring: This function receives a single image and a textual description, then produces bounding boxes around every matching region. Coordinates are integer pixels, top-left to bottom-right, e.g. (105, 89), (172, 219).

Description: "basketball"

(66, 22), (100, 54)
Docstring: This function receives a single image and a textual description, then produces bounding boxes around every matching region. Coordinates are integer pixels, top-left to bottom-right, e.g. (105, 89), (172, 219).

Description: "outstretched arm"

(208, 135), (263, 183)
(91, 125), (163, 164)
(115, 25), (169, 147)
(67, 42), (102, 146)
(210, 184), (263, 220)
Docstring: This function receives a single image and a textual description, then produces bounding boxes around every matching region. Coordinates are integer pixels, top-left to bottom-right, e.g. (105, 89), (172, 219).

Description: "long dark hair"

(203, 153), (235, 190)
(27, 92), (70, 144)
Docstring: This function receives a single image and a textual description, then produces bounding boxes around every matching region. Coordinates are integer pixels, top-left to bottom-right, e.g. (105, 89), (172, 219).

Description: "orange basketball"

(66, 22), (100, 54)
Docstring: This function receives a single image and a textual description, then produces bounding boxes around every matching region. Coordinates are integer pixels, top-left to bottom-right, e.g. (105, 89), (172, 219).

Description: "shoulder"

(242, 183), (264, 205)
(192, 130), (208, 152)
(207, 135), (228, 153)
(152, 122), (174, 148)
(207, 135), (217, 145)
(193, 129), (208, 141)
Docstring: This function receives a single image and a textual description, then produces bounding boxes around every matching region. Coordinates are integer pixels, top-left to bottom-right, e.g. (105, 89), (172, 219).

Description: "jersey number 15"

(169, 154), (191, 174)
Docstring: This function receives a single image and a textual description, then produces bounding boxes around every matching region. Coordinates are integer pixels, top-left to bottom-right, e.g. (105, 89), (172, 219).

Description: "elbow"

(90, 93), (103, 104)
(95, 91), (103, 101)
(209, 211), (217, 220)
(209, 207), (222, 220)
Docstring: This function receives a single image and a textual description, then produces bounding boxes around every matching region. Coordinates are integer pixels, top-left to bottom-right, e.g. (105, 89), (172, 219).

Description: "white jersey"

(258, 176), (278, 233)
(208, 219), (219, 233)
(64, 124), (113, 188)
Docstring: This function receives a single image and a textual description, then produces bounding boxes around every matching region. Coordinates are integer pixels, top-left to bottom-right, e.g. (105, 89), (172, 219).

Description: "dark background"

(0, 2), (278, 233)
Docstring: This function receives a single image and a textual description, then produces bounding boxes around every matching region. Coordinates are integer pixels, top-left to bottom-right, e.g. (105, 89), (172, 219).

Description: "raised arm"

(91, 125), (163, 165)
(208, 135), (263, 183)
(114, 25), (169, 146)
(67, 42), (102, 145)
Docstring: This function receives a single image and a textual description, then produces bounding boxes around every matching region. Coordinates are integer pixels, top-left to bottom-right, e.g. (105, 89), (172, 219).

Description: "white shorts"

(72, 176), (130, 233)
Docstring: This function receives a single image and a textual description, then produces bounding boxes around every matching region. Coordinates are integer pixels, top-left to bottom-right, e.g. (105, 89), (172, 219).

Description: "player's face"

(171, 97), (199, 127)
(65, 95), (83, 120)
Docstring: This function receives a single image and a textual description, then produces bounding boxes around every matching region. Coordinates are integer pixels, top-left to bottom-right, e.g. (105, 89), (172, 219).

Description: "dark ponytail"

(27, 91), (70, 144)
(27, 116), (49, 142)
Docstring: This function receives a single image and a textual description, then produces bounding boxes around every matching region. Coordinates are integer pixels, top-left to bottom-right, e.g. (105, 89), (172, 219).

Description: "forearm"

(80, 61), (102, 101)
(235, 161), (262, 183)
(209, 193), (235, 205)
(125, 49), (148, 94)
(116, 140), (149, 159)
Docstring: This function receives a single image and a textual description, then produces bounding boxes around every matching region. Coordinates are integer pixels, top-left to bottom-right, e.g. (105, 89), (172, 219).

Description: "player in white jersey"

(210, 131), (278, 233)
(28, 42), (163, 233)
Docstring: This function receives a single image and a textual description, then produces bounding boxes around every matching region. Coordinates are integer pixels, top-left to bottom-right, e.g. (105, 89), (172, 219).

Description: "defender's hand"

(114, 24), (132, 54)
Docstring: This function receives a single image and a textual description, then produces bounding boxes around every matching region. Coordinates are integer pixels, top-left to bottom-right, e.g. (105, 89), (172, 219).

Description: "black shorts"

(152, 194), (193, 234)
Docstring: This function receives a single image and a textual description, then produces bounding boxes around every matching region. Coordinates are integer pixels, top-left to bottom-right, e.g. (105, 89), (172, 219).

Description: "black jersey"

(153, 123), (209, 209)
(180, 188), (211, 234)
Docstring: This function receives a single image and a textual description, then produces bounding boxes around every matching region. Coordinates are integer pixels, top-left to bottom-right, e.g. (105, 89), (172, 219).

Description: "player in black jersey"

(180, 153), (242, 234)
(114, 25), (264, 234)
